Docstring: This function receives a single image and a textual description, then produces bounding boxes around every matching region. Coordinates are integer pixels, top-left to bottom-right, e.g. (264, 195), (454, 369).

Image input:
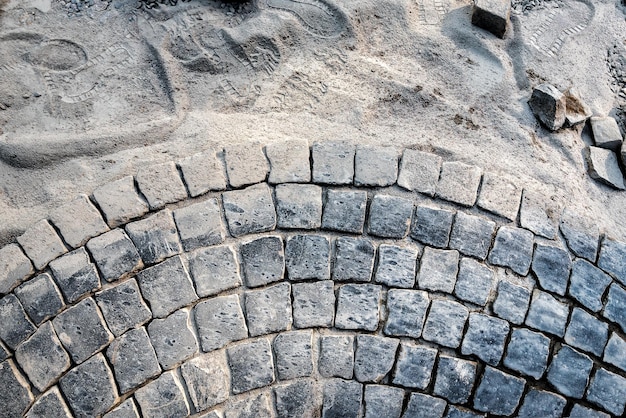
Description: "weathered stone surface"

(0, 294), (35, 349)
(368, 194), (413, 238)
(591, 116), (623, 151)
(292, 280), (335, 328)
(418, 247), (459, 293)
(180, 351), (229, 412)
(433, 356), (477, 404)
(274, 380), (319, 418)
(275, 184), (323, 229)
(222, 183), (276, 237)
(322, 379), (362, 418)
(364, 385), (405, 418)
(0, 360), (33, 418)
(461, 313), (509, 366)
(194, 295), (248, 352)
(49, 194), (109, 249)
(403, 392), (447, 418)
(528, 84), (566, 130)
(136, 160), (189, 209)
(187, 245), (241, 297)
(322, 189), (367, 233)
(148, 308), (198, 369)
(448, 212), (495, 260)
(422, 299), (469, 348)
(266, 139), (311, 184)
(354, 335), (399, 383)
(569, 404), (611, 418)
(392, 343), (437, 389)
(598, 237), (626, 286)
(96, 278), (151, 337)
(560, 208), (599, 262)
(0, 342), (7, 362)
(0, 243), (33, 295)
(375, 244), (417, 288)
(50, 248), (100, 303)
(526, 289), (569, 337)
(177, 149), (227, 197)
(334, 237), (376, 282)
(126, 209), (182, 265)
(503, 327), (550, 379)
(312, 141), (355, 185)
(354, 146), (398, 186)
(493, 281), (531, 324)
(410, 205), (455, 248)
(436, 161), (482, 207)
(92, 176), (149, 228)
(585, 146), (626, 190)
(569, 259), (612, 312)
(173, 198), (225, 251)
(335, 284), (381, 331)
(473, 367), (525, 416)
(532, 243), (571, 295)
(446, 406), (485, 418)
(397, 149), (442, 196)
(15, 273), (64, 325)
(226, 392), (272, 418)
(586, 368), (626, 416)
(488, 226), (534, 275)
(517, 389), (566, 418)
(603, 283), (626, 332)
(274, 330), (313, 380)
(564, 88), (592, 127)
(26, 387), (72, 418)
(564, 307), (608, 356)
(87, 229), (143, 283)
(245, 282), (292, 337)
(472, 0), (511, 38)
(240, 236), (284, 287)
(228, 338), (275, 394)
(107, 327), (160, 393)
(384, 289), (429, 338)
(547, 345), (593, 398)
(319, 335), (354, 379)
(17, 219), (67, 270)
(454, 258), (495, 306)
(134, 371), (189, 418)
(519, 189), (559, 239)
(285, 234), (330, 280)
(103, 398), (139, 418)
(224, 143), (269, 188)
(604, 332), (626, 372)
(477, 173), (521, 220)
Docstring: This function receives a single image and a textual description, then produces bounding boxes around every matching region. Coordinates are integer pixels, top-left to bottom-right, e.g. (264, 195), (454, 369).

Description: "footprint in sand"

(263, 0), (348, 37)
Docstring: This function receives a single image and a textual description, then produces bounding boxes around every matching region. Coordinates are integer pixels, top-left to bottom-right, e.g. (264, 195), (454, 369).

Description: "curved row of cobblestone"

(0, 141), (625, 417)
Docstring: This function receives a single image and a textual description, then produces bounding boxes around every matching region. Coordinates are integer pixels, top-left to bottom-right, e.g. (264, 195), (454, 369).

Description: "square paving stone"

(461, 313), (509, 366)
(285, 234), (330, 280)
(0, 360), (33, 417)
(0, 243), (33, 295)
(364, 385), (405, 418)
(519, 189), (559, 239)
(224, 142), (269, 188)
(266, 138), (311, 184)
(194, 295), (248, 352)
(525, 289), (569, 337)
(488, 226), (534, 276)
(26, 387), (72, 418)
(227, 338), (275, 394)
(148, 308), (198, 370)
(49, 194), (109, 249)
(240, 236), (284, 287)
(275, 184), (323, 229)
(448, 212), (495, 260)
(96, 278), (151, 337)
(436, 161), (482, 207)
(274, 330), (313, 380)
(392, 343), (437, 389)
(134, 370), (189, 418)
(403, 393), (446, 418)
(244, 282), (292, 337)
(334, 237), (376, 282)
(0, 294), (36, 349)
(102, 398), (139, 418)
(177, 149), (227, 197)
(335, 284), (382, 331)
(136, 161), (187, 210)
(516, 389), (566, 418)
(125, 209), (182, 265)
(173, 198), (225, 251)
(560, 208), (599, 262)
(532, 243), (571, 296)
(180, 350), (229, 413)
(564, 307), (608, 356)
(569, 404), (611, 418)
(569, 259), (612, 313)
(318, 335), (354, 379)
(586, 368), (626, 416)
(17, 219), (68, 271)
(422, 299), (469, 348)
(49, 248), (101, 304)
(476, 173), (522, 221)
(312, 141), (355, 185)
(87, 229), (143, 283)
(397, 149), (442, 196)
(292, 281), (335, 328)
(418, 247), (459, 293)
(225, 392), (272, 418)
(354, 335), (399, 383)
(492, 281), (531, 324)
(187, 245), (241, 297)
(433, 356), (477, 404)
(354, 146), (399, 186)
(603, 282), (626, 332)
(503, 327), (550, 379)
(367, 194), (413, 238)
(547, 345), (593, 398)
(453, 258), (495, 306)
(473, 367), (525, 416)
(321, 189), (368, 233)
(274, 380), (319, 418)
(322, 379), (362, 418)
(384, 289), (429, 338)
(445, 406), (484, 418)
(598, 237), (626, 286)
(410, 205), (455, 248)
(92, 176), (150, 228)
(15, 273), (64, 325)
(604, 332), (626, 372)
(222, 183), (276, 237)
(374, 244), (417, 288)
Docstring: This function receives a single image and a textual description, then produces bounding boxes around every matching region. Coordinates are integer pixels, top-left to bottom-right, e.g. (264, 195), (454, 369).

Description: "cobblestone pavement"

(0, 141), (625, 417)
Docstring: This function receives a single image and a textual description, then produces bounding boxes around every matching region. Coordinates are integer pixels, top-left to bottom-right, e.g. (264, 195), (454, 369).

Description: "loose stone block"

(148, 309), (198, 370)
(136, 161), (187, 210)
(274, 330), (313, 380)
(519, 189), (559, 239)
(274, 380), (319, 418)
(471, 0), (511, 38)
(319, 335), (354, 379)
(312, 141), (355, 185)
(598, 237), (626, 286)
(477, 173), (521, 220)
(569, 259), (612, 312)
(107, 327), (160, 393)
(134, 371), (189, 418)
(322, 379), (362, 418)
(292, 281), (335, 328)
(126, 209), (182, 265)
(266, 138), (311, 184)
(384, 289), (429, 338)
(454, 258), (495, 306)
(493, 281), (531, 324)
(591, 116), (623, 151)
(0, 243), (33, 295)
(173, 198), (225, 251)
(473, 367), (525, 416)
(403, 393), (447, 418)
(517, 389), (566, 418)
(87, 229), (143, 283)
(244, 282), (292, 337)
(364, 385), (405, 418)
(488, 226), (534, 275)
(392, 343), (437, 389)
(525, 289), (569, 337)
(49, 194), (109, 249)
(528, 84), (566, 130)
(569, 404), (611, 418)
(604, 332), (626, 372)
(240, 236), (284, 288)
(15, 273), (64, 325)
(354, 335), (399, 383)
(226, 392), (272, 418)
(285, 234), (330, 281)
(564, 307), (608, 356)
(436, 161), (482, 207)
(547, 345), (593, 398)
(222, 183), (276, 237)
(180, 351), (229, 412)
(0, 360), (33, 417)
(334, 237), (375, 282)
(367, 194), (413, 238)
(17, 219), (67, 270)
(275, 183), (323, 229)
(603, 282), (626, 332)
(397, 149), (442, 196)
(375, 244), (418, 288)
(560, 208), (599, 262)
(354, 146), (398, 186)
(96, 278), (151, 337)
(422, 299), (469, 348)
(418, 247), (459, 293)
(187, 245), (241, 297)
(532, 244), (571, 295)
(194, 295), (248, 352)
(461, 313), (509, 366)
(0, 294), (36, 349)
(224, 142), (269, 188)
(410, 205), (455, 248)
(335, 284), (382, 331)
(50, 248), (100, 303)
(322, 189), (367, 233)
(503, 328), (550, 379)
(585, 146), (626, 189)
(227, 338), (275, 394)
(177, 149), (227, 197)
(433, 356), (477, 403)
(26, 387), (72, 418)
(586, 368), (626, 416)
(448, 212), (495, 260)
(92, 176), (150, 228)
(103, 398), (139, 418)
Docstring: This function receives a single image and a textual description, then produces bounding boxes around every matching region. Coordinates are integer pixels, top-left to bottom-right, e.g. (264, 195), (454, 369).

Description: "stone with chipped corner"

(584, 146), (625, 190)
(564, 88), (592, 127)
(528, 84), (566, 131)
(472, 0), (511, 38)
(592, 116), (623, 151)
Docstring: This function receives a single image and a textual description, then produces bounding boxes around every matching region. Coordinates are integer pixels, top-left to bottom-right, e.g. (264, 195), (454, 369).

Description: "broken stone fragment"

(472, 0), (511, 38)
(528, 84), (566, 131)
(564, 88), (592, 127)
(584, 146), (625, 190)
(592, 116), (623, 151)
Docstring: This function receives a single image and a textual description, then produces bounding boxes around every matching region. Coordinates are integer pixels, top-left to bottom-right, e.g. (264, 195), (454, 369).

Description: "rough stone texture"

(59, 354), (118, 418)
(504, 327), (550, 379)
(422, 299), (469, 348)
(244, 282), (292, 337)
(0, 360), (33, 418)
(180, 351), (229, 412)
(564, 88), (592, 127)
(493, 281), (531, 324)
(472, 0), (511, 38)
(0, 342), (7, 362)
(446, 406), (484, 418)
(367, 194), (413, 238)
(26, 387), (73, 418)
(433, 356), (477, 404)
(410, 205), (455, 248)
(375, 244), (418, 288)
(384, 289), (429, 338)
(275, 183), (323, 229)
(418, 247), (459, 293)
(148, 308), (198, 369)
(586, 368), (626, 416)
(516, 389), (566, 418)
(461, 313), (509, 366)
(274, 330), (313, 380)
(240, 236), (284, 287)
(87, 229), (143, 283)
(528, 83), (566, 130)
(50, 248), (100, 303)
(436, 161), (482, 207)
(187, 245), (241, 297)
(49, 194), (109, 249)
(0, 243), (33, 295)
(569, 258), (612, 312)
(96, 278), (151, 337)
(603, 282), (626, 332)
(137, 161), (188, 210)
(392, 343), (437, 389)
(274, 380), (319, 418)
(604, 332), (626, 372)
(488, 226), (534, 275)
(585, 146), (626, 189)
(519, 189), (559, 239)
(194, 295), (248, 352)
(125, 209), (182, 265)
(222, 183), (276, 237)
(525, 289), (569, 337)
(403, 392), (447, 418)
(322, 379), (363, 418)
(569, 404), (611, 418)
(397, 149), (442, 196)
(173, 198), (225, 251)
(477, 173), (521, 220)
(364, 385), (404, 418)
(15, 273), (64, 325)
(92, 176), (150, 228)
(227, 338), (275, 394)
(17, 219), (67, 270)
(134, 371), (189, 418)
(547, 345), (593, 399)
(225, 392), (272, 418)
(473, 367), (525, 416)
(591, 115), (623, 151)
(285, 234), (331, 281)
(292, 280), (335, 328)
(354, 146), (398, 186)
(0, 294), (36, 349)
(560, 208), (599, 262)
(334, 237), (376, 282)
(319, 335), (354, 379)
(224, 142), (269, 188)
(354, 335), (399, 383)
(322, 189), (368, 233)
(102, 398), (139, 418)
(312, 141), (355, 185)
(266, 139), (311, 184)
(454, 258), (495, 306)
(598, 237), (626, 286)
(335, 284), (382, 331)
(177, 149), (227, 197)
(564, 307), (608, 356)
(532, 243), (571, 295)
(448, 212), (496, 260)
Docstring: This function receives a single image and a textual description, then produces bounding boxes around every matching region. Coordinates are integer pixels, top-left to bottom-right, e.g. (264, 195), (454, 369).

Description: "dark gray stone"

(436, 162), (482, 207)
(560, 208), (599, 262)
(528, 83), (566, 130)
(476, 173), (521, 221)
(225, 392), (272, 418)
(266, 138), (311, 184)
(245, 282), (292, 336)
(0, 342), (7, 362)
(503, 327), (550, 379)
(354, 146), (399, 187)
(547, 345), (593, 398)
(322, 189), (368, 233)
(180, 351), (229, 412)
(322, 379), (362, 418)
(364, 385), (405, 418)
(223, 142), (269, 188)
(445, 406), (485, 418)
(103, 398), (139, 418)
(448, 212), (495, 260)
(519, 189), (559, 239)
(453, 258), (494, 306)
(227, 338), (275, 394)
(422, 299), (469, 348)
(285, 234), (331, 280)
(335, 284), (382, 331)
(92, 176), (149, 228)
(173, 198), (225, 251)
(148, 308), (198, 369)
(0, 243), (33, 295)
(96, 278), (151, 337)
(367, 194), (413, 238)
(187, 245), (241, 297)
(603, 282), (626, 332)
(319, 335), (354, 379)
(585, 146), (626, 190)
(17, 219), (68, 270)
(604, 332), (626, 372)
(591, 116), (623, 150)
(49, 248), (101, 304)
(598, 237), (626, 286)
(222, 183), (277, 237)
(375, 244), (417, 288)
(392, 343), (437, 389)
(334, 237), (376, 282)
(417, 247), (459, 293)
(525, 289), (569, 337)
(565, 307), (608, 356)
(473, 367), (525, 416)
(0, 360), (33, 418)
(569, 404), (611, 418)
(240, 236), (284, 288)
(125, 209), (182, 265)
(274, 330), (313, 380)
(517, 390), (565, 418)
(275, 184), (323, 229)
(433, 356), (477, 403)
(136, 161), (187, 210)
(354, 335), (399, 383)
(532, 243), (571, 295)
(292, 280), (335, 328)
(402, 392), (446, 418)
(410, 205), (455, 248)
(49, 194), (109, 249)
(134, 371), (190, 418)
(397, 149), (442, 196)
(26, 387), (72, 418)
(461, 313), (509, 366)
(194, 295), (248, 352)
(471, 0), (511, 38)
(15, 273), (64, 325)
(586, 368), (626, 416)
(312, 141), (355, 185)
(177, 149), (227, 197)
(87, 229), (143, 283)
(384, 289), (429, 338)
(569, 259), (612, 312)
(274, 380), (319, 418)
(493, 281), (531, 324)
(488, 226), (534, 276)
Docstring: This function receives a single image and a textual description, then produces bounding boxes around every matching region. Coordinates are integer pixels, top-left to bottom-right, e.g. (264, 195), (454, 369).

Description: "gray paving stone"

(392, 343), (437, 389)
(476, 173), (521, 220)
(228, 338), (275, 394)
(503, 327), (550, 379)
(375, 244), (418, 288)
(125, 209), (182, 265)
(604, 332), (626, 372)
(526, 289), (569, 337)
(448, 212), (495, 260)
(436, 161), (482, 207)
(15, 273), (64, 325)
(0, 294), (36, 349)
(422, 299), (469, 348)
(0, 360), (33, 418)
(598, 237), (626, 286)
(569, 259), (612, 312)
(384, 289), (429, 338)
(418, 247), (459, 293)
(312, 141), (355, 185)
(560, 208), (599, 262)
(591, 115), (623, 150)
(15, 322), (70, 392)
(0, 243), (33, 295)
(335, 284), (382, 331)
(59, 353), (118, 418)
(17, 219), (67, 270)
(187, 245), (241, 297)
(92, 176), (150, 228)
(519, 189), (559, 239)
(473, 367), (525, 416)
(565, 307), (608, 356)
(136, 161), (187, 210)
(397, 149), (442, 196)
(461, 313), (509, 366)
(103, 398), (139, 418)
(585, 146), (626, 189)
(532, 243), (571, 296)
(245, 282), (292, 337)
(87, 229), (143, 283)
(292, 280), (335, 328)
(266, 139), (311, 184)
(547, 345), (593, 398)
(402, 392), (446, 418)
(433, 356), (477, 404)
(274, 330), (313, 380)
(364, 385), (404, 418)
(517, 389), (566, 418)
(240, 236), (284, 288)
(354, 146), (399, 186)
(318, 335), (354, 379)
(334, 237), (376, 282)
(444, 406), (484, 418)
(49, 194), (109, 249)
(488, 226), (534, 276)
(96, 278), (151, 337)
(586, 368), (626, 416)
(180, 351), (229, 412)
(222, 183), (276, 237)
(472, 0), (510, 37)
(354, 335), (399, 383)
(275, 183), (323, 229)
(285, 234), (330, 281)
(322, 189), (368, 233)
(107, 327), (160, 393)
(177, 149), (227, 197)
(274, 380), (319, 418)
(493, 280), (531, 324)
(224, 142), (269, 188)
(225, 392), (272, 418)
(528, 83), (566, 130)
(367, 194), (413, 238)
(194, 295), (248, 352)
(410, 205), (455, 248)
(25, 387), (72, 418)
(454, 258), (494, 306)
(134, 371), (189, 418)
(603, 282), (626, 332)
(148, 308), (198, 370)
(173, 198), (225, 251)
(568, 404), (611, 418)
(322, 379), (362, 418)
(50, 248), (100, 303)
